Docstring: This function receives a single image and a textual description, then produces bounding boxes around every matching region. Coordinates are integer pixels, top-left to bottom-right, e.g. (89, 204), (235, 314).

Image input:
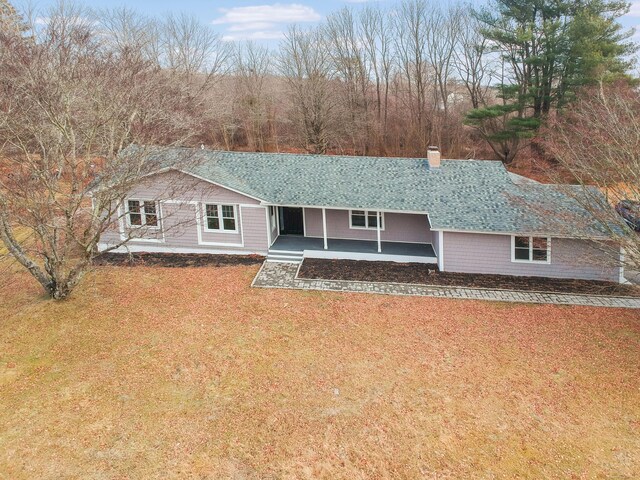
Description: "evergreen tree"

(466, 0), (635, 163)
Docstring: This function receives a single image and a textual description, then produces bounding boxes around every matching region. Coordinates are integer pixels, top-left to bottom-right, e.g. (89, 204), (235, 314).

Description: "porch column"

(322, 208), (328, 250)
(376, 211), (382, 253)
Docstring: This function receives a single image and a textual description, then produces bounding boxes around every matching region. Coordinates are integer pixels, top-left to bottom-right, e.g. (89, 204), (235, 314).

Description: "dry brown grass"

(0, 264), (639, 479)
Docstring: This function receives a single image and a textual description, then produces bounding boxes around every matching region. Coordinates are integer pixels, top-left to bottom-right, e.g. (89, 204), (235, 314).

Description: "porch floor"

(271, 235), (436, 257)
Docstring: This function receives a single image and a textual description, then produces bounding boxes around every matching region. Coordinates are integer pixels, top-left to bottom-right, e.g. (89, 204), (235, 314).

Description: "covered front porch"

(267, 206), (439, 264)
(270, 235), (437, 264)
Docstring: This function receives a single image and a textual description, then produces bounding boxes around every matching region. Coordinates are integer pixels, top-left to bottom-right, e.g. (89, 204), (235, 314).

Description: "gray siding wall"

(304, 208), (432, 243)
(241, 206), (269, 252)
(442, 232), (619, 282)
(100, 170), (268, 254)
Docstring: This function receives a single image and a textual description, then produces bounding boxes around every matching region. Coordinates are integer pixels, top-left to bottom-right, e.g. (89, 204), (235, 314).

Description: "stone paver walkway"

(252, 261), (640, 309)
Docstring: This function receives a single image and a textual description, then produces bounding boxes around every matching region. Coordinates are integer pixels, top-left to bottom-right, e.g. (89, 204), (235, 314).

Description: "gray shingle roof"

(136, 146), (610, 238)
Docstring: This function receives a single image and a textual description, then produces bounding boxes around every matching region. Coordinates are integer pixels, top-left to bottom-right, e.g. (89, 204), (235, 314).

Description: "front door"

(280, 207), (304, 235)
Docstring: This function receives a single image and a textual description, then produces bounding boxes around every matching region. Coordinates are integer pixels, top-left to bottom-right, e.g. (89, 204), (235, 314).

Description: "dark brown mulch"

(297, 258), (640, 297)
(299, 258), (438, 284)
(94, 252), (265, 268)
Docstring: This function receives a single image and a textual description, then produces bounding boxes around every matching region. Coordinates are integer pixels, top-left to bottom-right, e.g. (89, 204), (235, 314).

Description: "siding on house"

(99, 170), (269, 254)
(303, 208), (432, 243)
(98, 170), (620, 283)
(240, 205), (270, 252)
(442, 231), (619, 282)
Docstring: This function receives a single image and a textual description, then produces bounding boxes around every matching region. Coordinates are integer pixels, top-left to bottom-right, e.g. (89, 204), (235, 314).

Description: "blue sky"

(20, 1), (640, 43)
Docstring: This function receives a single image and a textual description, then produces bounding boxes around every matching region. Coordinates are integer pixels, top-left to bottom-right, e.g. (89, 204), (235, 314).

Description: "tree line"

(5, 0), (635, 162)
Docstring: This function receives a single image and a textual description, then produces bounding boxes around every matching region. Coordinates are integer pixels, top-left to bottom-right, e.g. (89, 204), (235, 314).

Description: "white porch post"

(322, 207), (328, 250)
(376, 211), (382, 253)
(265, 206), (272, 246)
(437, 230), (444, 271)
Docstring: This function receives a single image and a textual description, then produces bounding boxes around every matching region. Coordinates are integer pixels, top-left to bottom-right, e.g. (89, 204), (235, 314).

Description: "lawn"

(0, 263), (639, 479)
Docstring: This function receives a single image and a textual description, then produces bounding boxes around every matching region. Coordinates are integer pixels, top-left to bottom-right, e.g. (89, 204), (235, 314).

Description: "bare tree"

(0, 0), (27, 36)
(233, 41), (272, 151)
(96, 6), (158, 62)
(360, 4), (394, 152)
(543, 82), (640, 277)
(277, 25), (336, 153)
(325, 7), (371, 153)
(424, 5), (459, 149)
(393, 0), (433, 154)
(452, 5), (494, 110)
(158, 12), (231, 84)
(0, 2), (207, 299)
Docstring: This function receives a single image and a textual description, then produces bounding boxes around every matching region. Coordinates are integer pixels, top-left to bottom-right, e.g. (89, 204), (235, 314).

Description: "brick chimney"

(427, 146), (441, 168)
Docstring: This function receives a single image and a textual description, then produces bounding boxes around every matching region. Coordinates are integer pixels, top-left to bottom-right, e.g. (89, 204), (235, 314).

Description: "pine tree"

(466, 0), (635, 163)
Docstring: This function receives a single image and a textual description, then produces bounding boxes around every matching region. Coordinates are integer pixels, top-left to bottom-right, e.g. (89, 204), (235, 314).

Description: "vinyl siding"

(442, 232), (619, 282)
(240, 205), (269, 251)
(99, 170), (268, 254)
(304, 208), (432, 243)
(129, 170), (262, 205)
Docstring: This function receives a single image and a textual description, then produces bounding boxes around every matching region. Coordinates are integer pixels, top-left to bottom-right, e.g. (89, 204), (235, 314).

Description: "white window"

(126, 200), (159, 228)
(512, 236), (550, 263)
(204, 204), (237, 232)
(350, 210), (384, 230)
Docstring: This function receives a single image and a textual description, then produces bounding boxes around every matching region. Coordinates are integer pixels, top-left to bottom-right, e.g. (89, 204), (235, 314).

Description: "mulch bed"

(94, 252), (265, 268)
(297, 258), (640, 297)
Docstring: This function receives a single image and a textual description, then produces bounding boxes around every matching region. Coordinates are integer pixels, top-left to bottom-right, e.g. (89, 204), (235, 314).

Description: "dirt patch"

(94, 252), (264, 268)
(298, 258), (640, 297)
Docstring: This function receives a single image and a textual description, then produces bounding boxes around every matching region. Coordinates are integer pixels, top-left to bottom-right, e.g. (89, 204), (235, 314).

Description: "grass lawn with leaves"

(1, 263), (639, 479)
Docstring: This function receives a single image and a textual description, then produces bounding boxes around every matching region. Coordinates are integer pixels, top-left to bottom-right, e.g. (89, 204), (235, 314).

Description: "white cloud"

(213, 3), (321, 41)
(222, 30), (287, 42)
(227, 22), (275, 32)
(629, 1), (640, 16)
(33, 15), (98, 28)
(213, 3), (321, 25)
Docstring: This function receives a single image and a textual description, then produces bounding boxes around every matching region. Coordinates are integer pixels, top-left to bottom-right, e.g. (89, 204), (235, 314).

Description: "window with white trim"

(204, 204), (237, 232)
(126, 200), (159, 227)
(350, 210), (384, 230)
(512, 236), (550, 263)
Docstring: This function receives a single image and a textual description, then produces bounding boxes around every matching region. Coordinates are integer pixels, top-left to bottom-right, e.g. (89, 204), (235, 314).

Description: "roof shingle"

(137, 146), (610, 238)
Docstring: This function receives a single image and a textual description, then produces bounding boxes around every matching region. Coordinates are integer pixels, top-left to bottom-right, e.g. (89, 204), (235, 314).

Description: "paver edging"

(252, 261), (640, 309)
(292, 269), (640, 302)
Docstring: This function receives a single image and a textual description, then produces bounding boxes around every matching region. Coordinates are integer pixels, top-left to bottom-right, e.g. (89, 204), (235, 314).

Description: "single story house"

(98, 146), (624, 283)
